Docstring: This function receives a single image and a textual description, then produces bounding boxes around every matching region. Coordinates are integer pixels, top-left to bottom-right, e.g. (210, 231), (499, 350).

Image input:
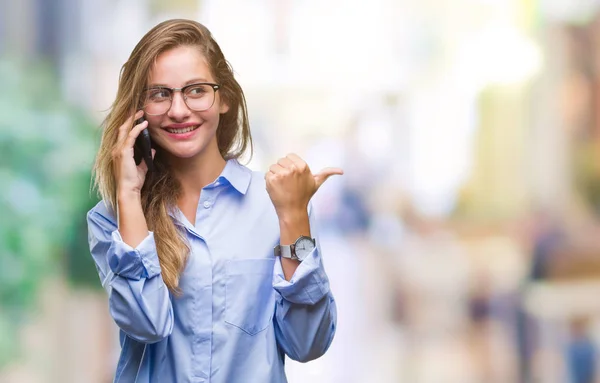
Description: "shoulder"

(249, 170), (267, 186)
(87, 200), (117, 229)
(245, 168), (270, 200)
(229, 159), (267, 194)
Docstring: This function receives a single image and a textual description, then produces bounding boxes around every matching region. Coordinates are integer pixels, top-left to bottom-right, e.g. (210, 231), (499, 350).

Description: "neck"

(166, 144), (227, 196)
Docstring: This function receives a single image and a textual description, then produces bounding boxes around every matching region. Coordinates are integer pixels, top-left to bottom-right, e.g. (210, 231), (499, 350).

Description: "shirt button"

(203, 201), (211, 209)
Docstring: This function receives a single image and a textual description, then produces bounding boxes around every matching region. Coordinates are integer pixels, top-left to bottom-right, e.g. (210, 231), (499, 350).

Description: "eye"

(148, 88), (170, 101)
(186, 85), (209, 98)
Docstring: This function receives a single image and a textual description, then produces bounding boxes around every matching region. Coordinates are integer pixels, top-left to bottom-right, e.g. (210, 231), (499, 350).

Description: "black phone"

(134, 117), (153, 172)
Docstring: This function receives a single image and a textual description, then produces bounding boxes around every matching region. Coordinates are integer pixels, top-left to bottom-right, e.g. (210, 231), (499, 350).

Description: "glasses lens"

(184, 84), (215, 112)
(142, 88), (171, 115)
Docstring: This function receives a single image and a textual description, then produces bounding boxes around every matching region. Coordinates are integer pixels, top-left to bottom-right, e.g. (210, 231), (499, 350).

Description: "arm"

(272, 204), (337, 362)
(88, 111), (172, 343)
(265, 153), (342, 361)
(87, 206), (173, 344)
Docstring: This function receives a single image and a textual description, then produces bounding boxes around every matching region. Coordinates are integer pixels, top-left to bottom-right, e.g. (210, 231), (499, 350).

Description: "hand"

(265, 153), (343, 218)
(112, 110), (155, 195)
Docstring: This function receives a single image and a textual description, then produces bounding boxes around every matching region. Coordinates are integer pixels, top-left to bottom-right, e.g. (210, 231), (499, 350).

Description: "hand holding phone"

(133, 117), (153, 172)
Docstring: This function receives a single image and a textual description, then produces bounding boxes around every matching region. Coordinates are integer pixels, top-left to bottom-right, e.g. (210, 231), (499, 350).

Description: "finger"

(314, 167), (344, 189)
(277, 157), (295, 169)
(117, 110), (144, 145)
(138, 156), (148, 172)
(286, 154), (306, 170)
(123, 120), (149, 149)
(269, 163), (286, 175)
(151, 148), (156, 159)
(285, 153), (304, 164)
(124, 120), (148, 148)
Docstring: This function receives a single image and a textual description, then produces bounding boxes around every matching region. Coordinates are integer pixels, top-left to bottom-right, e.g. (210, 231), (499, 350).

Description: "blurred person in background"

(566, 317), (597, 383)
(86, 19), (342, 383)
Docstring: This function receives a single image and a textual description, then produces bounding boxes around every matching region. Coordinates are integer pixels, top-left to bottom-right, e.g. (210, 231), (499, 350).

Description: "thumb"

(313, 167), (344, 190)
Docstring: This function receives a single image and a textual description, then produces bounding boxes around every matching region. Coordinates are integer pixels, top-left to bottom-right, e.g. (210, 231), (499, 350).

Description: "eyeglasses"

(140, 82), (221, 116)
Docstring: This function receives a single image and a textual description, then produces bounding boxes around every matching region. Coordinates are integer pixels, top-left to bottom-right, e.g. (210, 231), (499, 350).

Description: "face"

(144, 45), (229, 161)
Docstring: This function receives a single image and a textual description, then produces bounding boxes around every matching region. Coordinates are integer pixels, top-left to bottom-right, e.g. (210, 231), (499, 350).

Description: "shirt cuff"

(272, 247), (330, 305)
(107, 230), (161, 280)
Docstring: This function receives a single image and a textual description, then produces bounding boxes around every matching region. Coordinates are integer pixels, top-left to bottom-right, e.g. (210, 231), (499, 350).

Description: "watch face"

(294, 237), (315, 261)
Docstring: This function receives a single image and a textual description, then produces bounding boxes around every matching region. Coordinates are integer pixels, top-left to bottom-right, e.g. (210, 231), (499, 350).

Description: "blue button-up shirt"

(87, 159), (337, 383)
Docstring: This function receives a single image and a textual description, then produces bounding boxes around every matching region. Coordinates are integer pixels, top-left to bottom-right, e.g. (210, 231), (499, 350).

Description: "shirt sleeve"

(87, 206), (174, 344)
(272, 203), (337, 362)
(106, 230), (162, 280)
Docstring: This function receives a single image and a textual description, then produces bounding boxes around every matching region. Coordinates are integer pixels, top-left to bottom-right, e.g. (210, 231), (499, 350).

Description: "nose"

(166, 91), (191, 121)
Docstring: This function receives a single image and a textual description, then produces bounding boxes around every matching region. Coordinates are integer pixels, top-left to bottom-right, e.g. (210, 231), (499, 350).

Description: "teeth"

(167, 126), (197, 134)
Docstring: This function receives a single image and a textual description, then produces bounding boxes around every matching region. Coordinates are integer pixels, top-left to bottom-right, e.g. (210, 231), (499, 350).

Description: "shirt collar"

(168, 159), (251, 226)
(218, 158), (252, 195)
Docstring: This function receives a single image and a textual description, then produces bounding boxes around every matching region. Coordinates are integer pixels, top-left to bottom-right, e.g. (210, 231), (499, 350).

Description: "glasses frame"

(140, 82), (221, 116)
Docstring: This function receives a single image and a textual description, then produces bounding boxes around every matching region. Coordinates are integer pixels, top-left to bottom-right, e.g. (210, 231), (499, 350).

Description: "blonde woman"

(87, 19), (341, 383)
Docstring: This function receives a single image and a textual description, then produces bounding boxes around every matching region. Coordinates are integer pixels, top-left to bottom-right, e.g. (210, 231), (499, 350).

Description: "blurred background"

(2, 0), (600, 382)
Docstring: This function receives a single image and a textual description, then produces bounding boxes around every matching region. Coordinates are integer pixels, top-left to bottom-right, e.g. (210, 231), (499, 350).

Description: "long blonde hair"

(93, 19), (252, 294)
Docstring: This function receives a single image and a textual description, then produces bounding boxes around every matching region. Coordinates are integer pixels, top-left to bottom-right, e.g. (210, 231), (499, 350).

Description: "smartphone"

(133, 117), (153, 172)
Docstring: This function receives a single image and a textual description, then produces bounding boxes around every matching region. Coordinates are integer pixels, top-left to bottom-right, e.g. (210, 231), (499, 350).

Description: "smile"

(166, 125), (199, 134)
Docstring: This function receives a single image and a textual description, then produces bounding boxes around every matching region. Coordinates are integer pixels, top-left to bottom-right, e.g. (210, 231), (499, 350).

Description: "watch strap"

(274, 243), (296, 259)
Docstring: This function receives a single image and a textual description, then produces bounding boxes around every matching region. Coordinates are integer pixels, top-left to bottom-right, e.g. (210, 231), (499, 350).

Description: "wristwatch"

(274, 236), (316, 262)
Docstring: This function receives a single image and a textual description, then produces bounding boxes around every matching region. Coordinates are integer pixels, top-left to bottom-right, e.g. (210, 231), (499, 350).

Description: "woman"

(87, 19), (341, 383)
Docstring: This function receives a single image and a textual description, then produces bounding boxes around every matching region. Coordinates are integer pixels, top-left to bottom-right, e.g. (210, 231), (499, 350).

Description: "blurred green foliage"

(0, 57), (101, 367)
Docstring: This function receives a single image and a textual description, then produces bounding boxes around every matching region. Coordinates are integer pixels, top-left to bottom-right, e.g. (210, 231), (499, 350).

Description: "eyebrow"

(147, 78), (212, 88)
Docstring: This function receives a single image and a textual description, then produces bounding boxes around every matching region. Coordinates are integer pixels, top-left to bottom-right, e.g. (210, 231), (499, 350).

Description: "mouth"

(164, 125), (200, 134)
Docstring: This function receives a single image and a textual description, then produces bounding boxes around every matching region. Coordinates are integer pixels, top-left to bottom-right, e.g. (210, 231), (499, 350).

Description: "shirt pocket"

(225, 258), (276, 335)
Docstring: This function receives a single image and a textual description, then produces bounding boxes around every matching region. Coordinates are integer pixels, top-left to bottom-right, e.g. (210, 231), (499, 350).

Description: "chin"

(161, 141), (211, 159)
(170, 146), (207, 159)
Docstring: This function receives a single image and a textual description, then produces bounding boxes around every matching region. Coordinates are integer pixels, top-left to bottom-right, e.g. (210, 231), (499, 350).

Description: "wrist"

(117, 188), (142, 204)
(276, 207), (308, 225)
(278, 209), (311, 246)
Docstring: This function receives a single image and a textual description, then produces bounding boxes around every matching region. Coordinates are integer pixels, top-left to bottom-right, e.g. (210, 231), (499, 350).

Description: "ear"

(218, 98), (230, 114)
(219, 103), (230, 114)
